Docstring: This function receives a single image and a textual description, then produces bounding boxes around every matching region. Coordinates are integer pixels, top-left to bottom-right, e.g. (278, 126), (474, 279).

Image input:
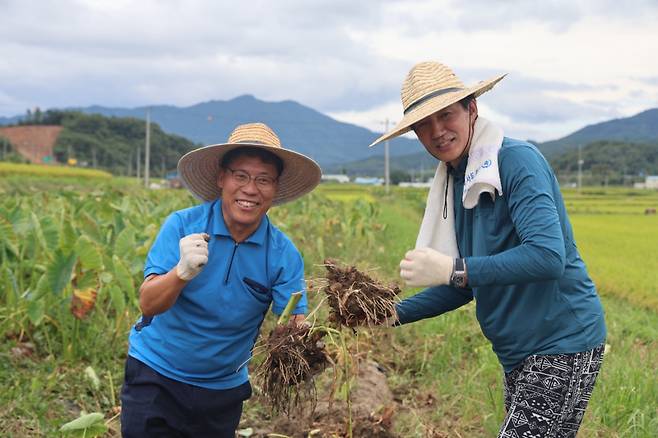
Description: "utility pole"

(384, 118), (390, 194)
(577, 144), (583, 192)
(144, 108), (151, 188)
(136, 145), (141, 180)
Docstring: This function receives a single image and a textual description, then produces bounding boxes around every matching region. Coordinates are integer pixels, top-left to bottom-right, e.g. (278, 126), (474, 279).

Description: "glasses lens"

(228, 168), (276, 189)
(255, 176), (274, 187)
(232, 170), (250, 185)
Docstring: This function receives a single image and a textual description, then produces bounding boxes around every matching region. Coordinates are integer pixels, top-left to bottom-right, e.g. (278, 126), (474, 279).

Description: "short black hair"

(458, 94), (476, 110)
(221, 147), (284, 176)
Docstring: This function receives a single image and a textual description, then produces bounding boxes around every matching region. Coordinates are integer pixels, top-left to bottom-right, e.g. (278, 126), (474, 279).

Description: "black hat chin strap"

(442, 112), (477, 220)
(460, 112), (477, 162)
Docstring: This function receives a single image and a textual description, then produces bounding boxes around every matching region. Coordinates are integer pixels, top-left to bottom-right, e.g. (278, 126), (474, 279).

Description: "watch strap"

(451, 258), (467, 288)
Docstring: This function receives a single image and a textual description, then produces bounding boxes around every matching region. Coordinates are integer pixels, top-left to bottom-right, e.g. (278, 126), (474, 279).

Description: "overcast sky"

(1, 0), (657, 141)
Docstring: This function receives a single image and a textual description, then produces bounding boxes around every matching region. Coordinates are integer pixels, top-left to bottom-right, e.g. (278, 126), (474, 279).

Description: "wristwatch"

(450, 258), (467, 288)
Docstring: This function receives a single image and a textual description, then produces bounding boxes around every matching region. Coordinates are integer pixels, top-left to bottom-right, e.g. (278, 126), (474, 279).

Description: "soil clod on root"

(256, 324), (329, 414)
(323, 258), (400, 328)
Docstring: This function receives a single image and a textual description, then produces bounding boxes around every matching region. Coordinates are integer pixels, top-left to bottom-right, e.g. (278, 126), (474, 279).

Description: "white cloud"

(0, 0), (657, 142)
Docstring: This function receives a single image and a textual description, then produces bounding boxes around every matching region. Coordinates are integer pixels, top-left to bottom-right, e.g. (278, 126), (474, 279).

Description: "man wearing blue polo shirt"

(120, 123), (322, 438)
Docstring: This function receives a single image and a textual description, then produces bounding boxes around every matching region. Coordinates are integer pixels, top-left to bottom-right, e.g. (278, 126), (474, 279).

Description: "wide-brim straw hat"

(370, 61), (506, 147)
(177, 122), (321, 205)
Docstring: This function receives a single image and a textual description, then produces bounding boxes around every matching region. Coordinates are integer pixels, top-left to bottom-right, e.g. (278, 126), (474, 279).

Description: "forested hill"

(539, 108), (658, 159)
(5, 110), (198, 176)
(331, 139), (658, 183)
(550, 140), (658, 179)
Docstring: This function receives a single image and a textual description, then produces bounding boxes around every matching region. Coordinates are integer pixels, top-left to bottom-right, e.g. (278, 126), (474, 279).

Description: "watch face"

(451, 272), (466, 287)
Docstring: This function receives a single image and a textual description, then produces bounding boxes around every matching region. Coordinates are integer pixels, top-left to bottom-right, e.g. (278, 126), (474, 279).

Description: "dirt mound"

(245, 360), (397, 437)
(0, 125), (62, 164)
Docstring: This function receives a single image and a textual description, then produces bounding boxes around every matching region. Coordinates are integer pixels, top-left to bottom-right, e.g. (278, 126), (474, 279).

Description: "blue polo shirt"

(396, 138), (606, 372)
(128, 199), (307, 389)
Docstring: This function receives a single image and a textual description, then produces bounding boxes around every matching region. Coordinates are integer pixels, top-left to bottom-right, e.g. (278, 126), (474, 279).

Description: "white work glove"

(176, 233), (210, 281)
(399, 247), (453, 288)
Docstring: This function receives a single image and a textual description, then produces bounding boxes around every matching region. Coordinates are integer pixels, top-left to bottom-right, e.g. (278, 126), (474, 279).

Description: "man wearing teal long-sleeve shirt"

(371, 61), (605, 438)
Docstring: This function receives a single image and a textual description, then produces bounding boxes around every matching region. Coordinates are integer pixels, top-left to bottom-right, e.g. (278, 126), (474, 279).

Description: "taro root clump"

(257, 323), (329, 414)
(323, 258), (400, 327)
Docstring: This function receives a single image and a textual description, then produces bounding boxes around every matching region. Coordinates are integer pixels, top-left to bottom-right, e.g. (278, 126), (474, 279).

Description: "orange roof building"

(0, 125), (63, 164)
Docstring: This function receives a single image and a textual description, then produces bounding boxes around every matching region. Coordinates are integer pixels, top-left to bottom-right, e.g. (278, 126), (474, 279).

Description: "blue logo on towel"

(465, 160), (493, 183)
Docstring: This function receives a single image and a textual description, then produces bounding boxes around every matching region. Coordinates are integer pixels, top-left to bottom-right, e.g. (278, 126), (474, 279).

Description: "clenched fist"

(176, 233), (210, 281)
(399, 247), (453, 287)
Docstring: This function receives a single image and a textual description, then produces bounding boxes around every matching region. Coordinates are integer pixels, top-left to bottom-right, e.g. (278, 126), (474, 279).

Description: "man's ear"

(468, 99), (478, 122)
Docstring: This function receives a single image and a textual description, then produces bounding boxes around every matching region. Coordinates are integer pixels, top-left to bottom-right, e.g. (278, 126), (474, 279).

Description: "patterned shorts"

(498, 343), (605, 438)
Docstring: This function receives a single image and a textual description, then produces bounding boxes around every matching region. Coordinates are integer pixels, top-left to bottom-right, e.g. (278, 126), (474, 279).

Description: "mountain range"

(325, 108), (658, 176)
(2, 96), (657, 174)
(0, 95), (424, 169)
(539, 108), (658, 159)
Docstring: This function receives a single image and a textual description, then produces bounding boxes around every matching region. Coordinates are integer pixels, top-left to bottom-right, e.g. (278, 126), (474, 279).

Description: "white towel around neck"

(415, 117), (504, 257)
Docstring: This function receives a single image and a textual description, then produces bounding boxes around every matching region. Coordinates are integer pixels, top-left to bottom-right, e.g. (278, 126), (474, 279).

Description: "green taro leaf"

(108, 284), (126, 315)
(40, 215), (60, 251)
(0, 215), (19, 257)
(11, 209), (32, 236)
(99, 271), (114, 284)
(114, 226), (136, 258)
(59, 412), (107, 437)
(59, 219), (78, 255)
(34, 272), (49, 297)
(75, 270), (99, 291)
(47, 250), (77, 295)
(84, 366), (101, 390)
(27, 299), (46, 326)
(112, 255), (135, 296)
(29, 211), (46, 246)
(79, 212), (103, 243)
(75, 236), (103, 271)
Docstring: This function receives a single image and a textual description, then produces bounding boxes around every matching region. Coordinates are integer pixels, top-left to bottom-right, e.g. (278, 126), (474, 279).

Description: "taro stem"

(277, 291), (302, 325)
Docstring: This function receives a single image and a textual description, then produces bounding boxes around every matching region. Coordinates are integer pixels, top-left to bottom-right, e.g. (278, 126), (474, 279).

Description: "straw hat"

(370, 61), (506, 147)
(177, 122), (321, 205)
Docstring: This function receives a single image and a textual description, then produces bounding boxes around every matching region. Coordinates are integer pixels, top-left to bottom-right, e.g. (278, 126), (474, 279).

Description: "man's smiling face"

(412, 99), (477, 168)
(217, 154), (278, 241)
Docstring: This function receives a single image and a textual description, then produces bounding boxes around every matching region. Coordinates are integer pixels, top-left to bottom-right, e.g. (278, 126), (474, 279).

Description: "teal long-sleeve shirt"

(396, 138), (606, 372)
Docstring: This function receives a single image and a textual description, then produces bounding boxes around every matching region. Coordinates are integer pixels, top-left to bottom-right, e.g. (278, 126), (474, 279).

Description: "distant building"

(165, 171), (183, 189)
(321, 174), (350, 183)
(0, 125), (63, 164)
(399, 181), (433, 188)
(634, 176), (658, 189)
(354, 177), (384, 185)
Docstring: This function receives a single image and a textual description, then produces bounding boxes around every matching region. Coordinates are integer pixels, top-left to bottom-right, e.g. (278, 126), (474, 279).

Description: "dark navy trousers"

(120, 356), (252, 438)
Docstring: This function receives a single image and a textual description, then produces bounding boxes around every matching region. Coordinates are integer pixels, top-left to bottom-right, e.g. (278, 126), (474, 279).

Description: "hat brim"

(177, 142), (322, 205)
(369, 73), (506, 147)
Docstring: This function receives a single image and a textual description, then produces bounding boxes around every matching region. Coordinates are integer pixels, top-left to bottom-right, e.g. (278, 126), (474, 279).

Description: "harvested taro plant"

(323, 258), (400, 328)
(320, 259), (402, 437)
(256, 292), (331, 415)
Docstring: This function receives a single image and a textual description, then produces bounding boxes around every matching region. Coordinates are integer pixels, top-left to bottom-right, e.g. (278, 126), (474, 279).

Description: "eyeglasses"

(224, 167), (278, 189)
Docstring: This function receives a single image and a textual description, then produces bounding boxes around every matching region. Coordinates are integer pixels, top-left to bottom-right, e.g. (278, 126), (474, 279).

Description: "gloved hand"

(399, 247), (453, 287)
(176, 233), (210, 281)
